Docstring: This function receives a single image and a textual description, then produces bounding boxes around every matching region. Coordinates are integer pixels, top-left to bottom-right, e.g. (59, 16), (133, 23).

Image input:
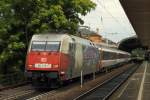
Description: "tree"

(0, 0), (96, 74)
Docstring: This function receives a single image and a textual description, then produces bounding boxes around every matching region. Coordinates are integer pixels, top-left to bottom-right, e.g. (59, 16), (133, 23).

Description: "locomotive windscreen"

(31, 41), (60, 51)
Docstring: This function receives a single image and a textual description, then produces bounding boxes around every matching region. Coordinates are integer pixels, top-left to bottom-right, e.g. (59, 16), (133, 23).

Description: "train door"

(99, 48), (103, 70)
(67, 38), (76, 79)
(60, 38), (70, 80)
(100, 49), (105, 70)
(73, 42), (83, 78)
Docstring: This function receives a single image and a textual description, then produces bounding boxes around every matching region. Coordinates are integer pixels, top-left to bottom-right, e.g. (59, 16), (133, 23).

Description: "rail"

(73, 64), (139, 100)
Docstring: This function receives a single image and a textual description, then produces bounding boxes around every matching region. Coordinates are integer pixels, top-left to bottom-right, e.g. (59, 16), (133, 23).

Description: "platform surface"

(109, 61), (150, 100)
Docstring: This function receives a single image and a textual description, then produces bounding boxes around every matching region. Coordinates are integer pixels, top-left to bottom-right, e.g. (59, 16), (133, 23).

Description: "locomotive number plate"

(35, 64), (51, 68)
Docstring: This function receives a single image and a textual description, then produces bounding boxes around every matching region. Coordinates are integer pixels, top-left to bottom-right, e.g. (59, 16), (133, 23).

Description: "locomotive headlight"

(60, 71), (65, 75)
(28, 64), (33, 68)
(52, 64), (59, 68)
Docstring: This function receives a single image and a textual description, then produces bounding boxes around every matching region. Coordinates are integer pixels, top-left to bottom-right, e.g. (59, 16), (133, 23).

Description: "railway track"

(0, 81), (30, 91)
(24, 63), (135, 100)
(73, 64), (139, 100)
(26, 90), (57, 100)
(0, 64), (137, 100)
(0, 84), (37, 100)
(25, 80), (81, 100)
(0, 79), (78, 100)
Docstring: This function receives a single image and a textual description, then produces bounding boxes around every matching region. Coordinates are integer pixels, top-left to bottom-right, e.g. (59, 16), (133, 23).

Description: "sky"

(81, 0), (136, 43)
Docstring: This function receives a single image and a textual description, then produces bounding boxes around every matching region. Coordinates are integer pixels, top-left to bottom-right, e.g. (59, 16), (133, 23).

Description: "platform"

(109, 61), (150, 100)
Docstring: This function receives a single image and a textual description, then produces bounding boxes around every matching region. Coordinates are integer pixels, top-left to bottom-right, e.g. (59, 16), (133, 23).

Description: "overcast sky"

(81, 0), (136, 43)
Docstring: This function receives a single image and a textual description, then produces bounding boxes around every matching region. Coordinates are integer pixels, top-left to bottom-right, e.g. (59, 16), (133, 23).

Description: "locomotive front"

(25, 34), (68, 88)
(26, 41), (60, 71)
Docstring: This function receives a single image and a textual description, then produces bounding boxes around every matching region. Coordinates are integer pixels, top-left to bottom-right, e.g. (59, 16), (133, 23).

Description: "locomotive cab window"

(46, 42), (60, 51)
(31, 41), (46, 51)
(31, 41), (60, 51)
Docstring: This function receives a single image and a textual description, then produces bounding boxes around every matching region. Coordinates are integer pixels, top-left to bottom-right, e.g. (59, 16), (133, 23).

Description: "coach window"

(118, 53), (121, 58)
(121, 54), (124, 58)
(103, 51), (116, 60)
(110, 52), (115, 59)
(103, 51), (107, 60)
(103, 51), (110, 60)
(111, 52), (114, 59)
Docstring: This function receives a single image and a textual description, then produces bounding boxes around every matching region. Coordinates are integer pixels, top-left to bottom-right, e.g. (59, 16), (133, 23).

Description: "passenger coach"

(95, 43), (131, 71)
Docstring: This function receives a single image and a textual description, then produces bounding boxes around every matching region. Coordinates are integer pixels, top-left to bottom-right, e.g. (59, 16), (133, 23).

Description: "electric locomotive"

(25, 33), (99, 88)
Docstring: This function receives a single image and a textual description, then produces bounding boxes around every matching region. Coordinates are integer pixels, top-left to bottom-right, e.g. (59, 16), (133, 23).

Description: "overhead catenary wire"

(114, 0), (136, 34)
(96, 0), (131, 34)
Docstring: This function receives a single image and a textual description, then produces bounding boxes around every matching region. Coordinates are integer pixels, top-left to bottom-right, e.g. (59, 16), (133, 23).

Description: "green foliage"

(0, 0), (96, 75)
(131, 48), (145, 60)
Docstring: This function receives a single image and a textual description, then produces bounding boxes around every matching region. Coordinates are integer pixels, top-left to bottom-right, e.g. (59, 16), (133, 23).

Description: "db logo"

(41, 58), (47, 62)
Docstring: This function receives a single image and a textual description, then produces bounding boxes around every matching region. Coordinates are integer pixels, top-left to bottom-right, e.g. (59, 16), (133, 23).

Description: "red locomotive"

(25, 34), (99, 88)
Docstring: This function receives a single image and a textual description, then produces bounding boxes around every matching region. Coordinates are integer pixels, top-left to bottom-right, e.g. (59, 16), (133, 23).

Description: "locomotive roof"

(31, 34), (70, 41)
(70, 35), (92, 45)
(31, 33), (93, 46)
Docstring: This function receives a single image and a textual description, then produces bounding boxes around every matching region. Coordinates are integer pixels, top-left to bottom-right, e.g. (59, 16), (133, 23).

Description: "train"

(25, 33), (131, 88)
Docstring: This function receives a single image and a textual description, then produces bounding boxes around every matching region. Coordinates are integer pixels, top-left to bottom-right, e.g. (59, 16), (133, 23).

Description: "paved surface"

(78, 64), (138, 100)
(109, 61), (150, 100)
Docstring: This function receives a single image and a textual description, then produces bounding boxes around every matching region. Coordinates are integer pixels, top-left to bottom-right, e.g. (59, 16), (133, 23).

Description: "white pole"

(93, 61), (96, 80)
(93, 71), (95, 80)
(81, 70), (83, 88)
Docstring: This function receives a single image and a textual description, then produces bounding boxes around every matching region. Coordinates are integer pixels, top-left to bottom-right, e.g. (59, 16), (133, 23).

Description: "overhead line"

(96, 0), (130, 34)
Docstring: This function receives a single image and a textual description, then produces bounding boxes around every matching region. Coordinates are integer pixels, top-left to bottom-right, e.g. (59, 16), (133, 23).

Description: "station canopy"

(120, 0), (150, 49)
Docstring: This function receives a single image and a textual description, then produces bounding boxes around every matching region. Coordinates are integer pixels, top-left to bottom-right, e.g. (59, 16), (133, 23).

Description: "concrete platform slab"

(109, 61), (150, 100)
